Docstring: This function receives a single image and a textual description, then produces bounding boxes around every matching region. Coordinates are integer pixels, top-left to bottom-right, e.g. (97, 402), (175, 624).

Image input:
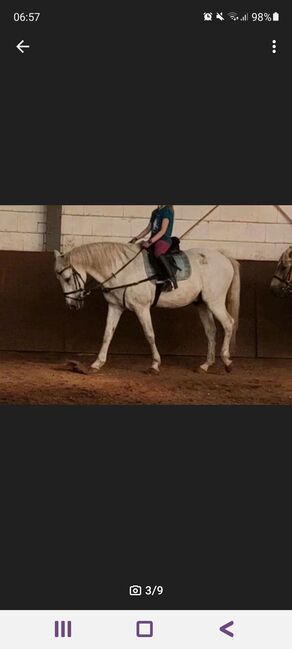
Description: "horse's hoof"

(146, 367), (160, 375)
(87, 367), (101, 375)
(225, 363), (233, 373)
(196, 364), (208, 373)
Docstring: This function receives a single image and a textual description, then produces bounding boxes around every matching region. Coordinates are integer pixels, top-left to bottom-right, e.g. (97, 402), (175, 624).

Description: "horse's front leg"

(91, 304), (124, 371)
(134, 307), (161, 374)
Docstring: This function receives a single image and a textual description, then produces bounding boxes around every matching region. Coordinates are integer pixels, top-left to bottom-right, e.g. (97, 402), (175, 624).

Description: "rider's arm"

(149, 218), (169, 244)
(130, 220), (152, 242)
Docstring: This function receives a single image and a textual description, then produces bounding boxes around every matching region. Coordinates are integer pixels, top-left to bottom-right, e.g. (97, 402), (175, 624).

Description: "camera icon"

(129, 584), (142, 596)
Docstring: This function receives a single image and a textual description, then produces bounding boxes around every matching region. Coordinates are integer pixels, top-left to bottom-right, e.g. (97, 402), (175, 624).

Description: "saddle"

(142, 238), (191, 306)
(166, 236), (181, 255)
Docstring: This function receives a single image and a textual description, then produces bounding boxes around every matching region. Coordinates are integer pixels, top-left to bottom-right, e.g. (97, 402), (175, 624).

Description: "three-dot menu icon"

(272, 40), (277, 54)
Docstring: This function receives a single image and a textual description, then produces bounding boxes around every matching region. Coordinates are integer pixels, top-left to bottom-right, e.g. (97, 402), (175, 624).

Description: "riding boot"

(158, 255), (178, 290)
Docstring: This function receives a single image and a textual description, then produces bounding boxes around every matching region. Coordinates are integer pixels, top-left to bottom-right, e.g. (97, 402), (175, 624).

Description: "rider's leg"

(153, 241), (178, 290)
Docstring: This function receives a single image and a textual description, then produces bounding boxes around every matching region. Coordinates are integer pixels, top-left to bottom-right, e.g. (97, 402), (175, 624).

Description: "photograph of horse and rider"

(0, 204), (292, 405)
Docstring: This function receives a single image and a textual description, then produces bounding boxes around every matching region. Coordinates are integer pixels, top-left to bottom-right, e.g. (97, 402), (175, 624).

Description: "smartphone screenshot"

(0, 3), (291, 647)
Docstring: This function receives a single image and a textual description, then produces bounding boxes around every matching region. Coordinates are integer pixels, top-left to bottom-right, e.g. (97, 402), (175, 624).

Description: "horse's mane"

(65, 242), (138, 274)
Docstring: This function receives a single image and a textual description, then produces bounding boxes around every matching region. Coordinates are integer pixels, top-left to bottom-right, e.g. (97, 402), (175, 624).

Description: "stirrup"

(169, 276), (178, 290)
(164, 279), (173, 292)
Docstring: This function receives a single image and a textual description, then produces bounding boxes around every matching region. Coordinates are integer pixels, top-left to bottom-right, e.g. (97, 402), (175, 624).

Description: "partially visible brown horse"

(271, 246), (292, 298)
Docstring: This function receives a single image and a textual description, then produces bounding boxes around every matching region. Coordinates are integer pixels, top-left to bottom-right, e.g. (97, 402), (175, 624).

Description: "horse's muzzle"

(270, 277), (286, 297)
(67, 300), (84, 311)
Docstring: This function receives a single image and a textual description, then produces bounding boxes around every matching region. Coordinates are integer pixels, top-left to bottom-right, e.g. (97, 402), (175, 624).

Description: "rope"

(85, 206), (220, 294)
(179, 205), (220, 239)
(179, 205), (292, 241)
(274, 205), (292, 225)
(65, 206), (292, 302)
(75, 208), (221, 298)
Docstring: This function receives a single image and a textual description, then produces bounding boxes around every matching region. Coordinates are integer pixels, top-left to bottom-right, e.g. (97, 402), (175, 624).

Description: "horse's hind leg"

(197, 303), (216, 372)
(134, 307), (161, 373)
(91, 304), (124, 371)
(208, 301), (234, 371)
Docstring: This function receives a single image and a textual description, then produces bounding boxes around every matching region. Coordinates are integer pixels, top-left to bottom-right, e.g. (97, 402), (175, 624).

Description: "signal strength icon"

(228, 12), (239, 20)
(240, 13), (248, 21)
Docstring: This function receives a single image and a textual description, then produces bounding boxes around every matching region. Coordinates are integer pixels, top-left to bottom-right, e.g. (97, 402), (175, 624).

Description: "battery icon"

(272, 12), (279, 21)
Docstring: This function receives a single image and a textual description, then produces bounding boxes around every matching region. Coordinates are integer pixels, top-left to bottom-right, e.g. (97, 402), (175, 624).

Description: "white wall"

(61, 205), (292, 260)
(1, 205), (292, 260)
(0, 206), (46, 250)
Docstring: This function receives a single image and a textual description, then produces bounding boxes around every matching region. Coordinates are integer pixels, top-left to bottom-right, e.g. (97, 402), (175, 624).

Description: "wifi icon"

(228, 11), (239, 20)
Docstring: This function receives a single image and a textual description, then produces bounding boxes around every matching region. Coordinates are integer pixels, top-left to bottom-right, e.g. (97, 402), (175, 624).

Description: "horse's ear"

(54, 250), (61, 259)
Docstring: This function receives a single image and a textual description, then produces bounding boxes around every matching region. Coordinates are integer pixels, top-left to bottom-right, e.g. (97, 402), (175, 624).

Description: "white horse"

(54, 242), (240, 374)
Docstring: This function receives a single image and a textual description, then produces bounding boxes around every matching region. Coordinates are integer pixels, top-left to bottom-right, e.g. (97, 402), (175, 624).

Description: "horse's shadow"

(54, 360), (98, 375)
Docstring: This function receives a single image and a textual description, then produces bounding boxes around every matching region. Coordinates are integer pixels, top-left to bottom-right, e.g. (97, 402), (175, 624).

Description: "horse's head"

(270, 246), (292, 297)
(54, 250), (87, 310)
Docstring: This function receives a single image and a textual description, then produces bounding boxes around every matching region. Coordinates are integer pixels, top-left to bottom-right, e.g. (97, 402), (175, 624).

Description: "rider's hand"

(141, 240), (151, 249)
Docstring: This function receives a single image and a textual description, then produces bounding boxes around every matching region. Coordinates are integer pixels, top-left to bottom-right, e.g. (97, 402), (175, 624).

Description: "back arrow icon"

(219, 621), (234, 637)
(17, 40), (30, 54)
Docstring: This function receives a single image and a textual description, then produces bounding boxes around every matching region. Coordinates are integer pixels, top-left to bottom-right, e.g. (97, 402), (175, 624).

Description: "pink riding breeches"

(153, 240), (171, 258)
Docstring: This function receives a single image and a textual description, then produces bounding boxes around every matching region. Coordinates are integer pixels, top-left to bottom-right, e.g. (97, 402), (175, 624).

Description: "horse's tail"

(226, 257), (240, 351)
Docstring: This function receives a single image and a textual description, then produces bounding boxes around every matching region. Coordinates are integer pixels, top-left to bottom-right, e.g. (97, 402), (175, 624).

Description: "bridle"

(272, 261), (292, 294)
(56, 248), (157, 303)
(56, 266), (89, 303)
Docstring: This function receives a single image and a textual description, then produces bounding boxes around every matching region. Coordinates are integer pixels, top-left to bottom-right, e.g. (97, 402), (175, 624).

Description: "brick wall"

(61, 205), (292, 260)
(1, 205), (292, 260)
(0, 206), (46, 250)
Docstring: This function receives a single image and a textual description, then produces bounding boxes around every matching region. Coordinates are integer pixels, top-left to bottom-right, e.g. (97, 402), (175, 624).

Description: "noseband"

(56, 248), (157, 304)
(56, 266), (89, 302)
(272, 262), (292, 294)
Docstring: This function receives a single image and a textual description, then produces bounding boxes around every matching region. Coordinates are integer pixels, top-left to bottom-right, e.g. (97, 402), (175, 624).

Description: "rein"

(56, 266), (88, 302)
(57, 248), (157, 302)
(102, 275), (157, 293)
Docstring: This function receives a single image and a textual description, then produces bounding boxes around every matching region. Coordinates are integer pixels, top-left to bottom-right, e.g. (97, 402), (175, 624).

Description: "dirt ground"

(1, 351), (292, 405)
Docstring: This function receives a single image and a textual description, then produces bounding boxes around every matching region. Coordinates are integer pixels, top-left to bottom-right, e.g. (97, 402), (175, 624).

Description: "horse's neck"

(85, 265), (105, 283)
(74, 244), (144, 284)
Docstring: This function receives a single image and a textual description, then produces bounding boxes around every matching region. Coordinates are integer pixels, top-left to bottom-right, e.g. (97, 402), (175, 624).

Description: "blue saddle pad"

(142, 250), (192, 284)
